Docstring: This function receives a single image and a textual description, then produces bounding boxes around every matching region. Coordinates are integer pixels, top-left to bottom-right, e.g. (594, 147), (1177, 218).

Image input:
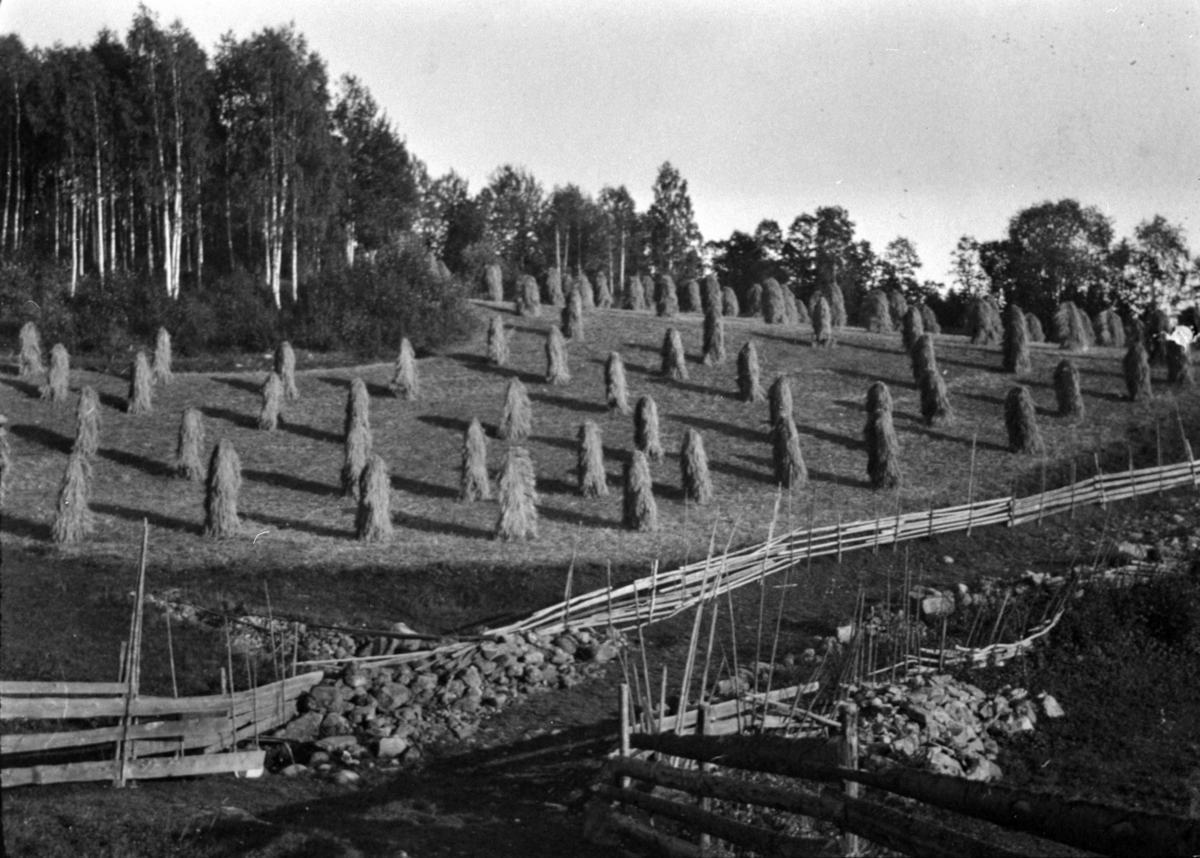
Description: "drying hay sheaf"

(595, 272), (613, 309)
(389, 338), (420, 400)
(545, 326), (572, 384)
(204, 439), (242, 538)
(622, 449), (658, 531)
(722, 287), (740, 318)
(496, 446), (539, 541)
(771, 415), (807, 489)
(863, 290), (893, 334)
(782, 288), (801, 326)
(40, 343), (70, 403)
(768, 374), (794, 429)
(968, 296), (1003, 346)
(258, 372), (284, 431)
(910, 333), (939, 383)
(343, 377), (371, 437)
(661, 328), (688, 381)
(1054, 301), (1093, 352)
(605, 351), (631, 415)
(1026, 312), (1046, 344)
(1167, 342), (1194, 387)
(902, 305), (925, 352)
(153, 327), (173, 385)
(792, 289), (811, 325)
(823, 282), (847, 329)
(73, 386), (101, 460)
(634, 395), (664, 463)
(679, 427), (713, 504)
(737, 341), (766, 403)
(341, 419), (373, 499)
(174, 406), (205, 481)
(1094, 308), (1125, 348)
(1004, 386), (1044, 455)
(656, 275), (679, 318)
(763, 279), (787, 324)
(545, 267), (565, 307)
(484, 263), (503, 302)
(1054, 359), (1084, 420)
(919, 303), (941, 336)
(19, 321), (44, 378)
(918, 368), (953, 427)
(811, 294), (834, 347)
(576, 272), (595, 309)
(127, 351), (153, 415)
(702, 307), (726, 366)
(625, 276), (646, 311)
(577, 420), (609, 498)
(746, 283), (764, 317)
(1002, 303), (1032, 374)
(684, 279), (703, 313)
(562, 290), (584, 341)
(703, 274), (722, 315)
(459, 418), (492, 502)
(1145, 309), (1170, 365)
(487, 316), (509, 366)
(51, 451), (94, 544)
(887, 290), (909, 329)
(864, 381), (901, 489)
(1123, 341), (1152, 401)
(355, 454), (393, 543)
(275, 341), (299, 400)
(518, 274), (541, 317)
(498, 377), (532, 441)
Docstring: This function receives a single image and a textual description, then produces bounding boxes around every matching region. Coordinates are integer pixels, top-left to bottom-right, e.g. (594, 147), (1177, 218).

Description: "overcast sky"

(3, 0), (1197, 281)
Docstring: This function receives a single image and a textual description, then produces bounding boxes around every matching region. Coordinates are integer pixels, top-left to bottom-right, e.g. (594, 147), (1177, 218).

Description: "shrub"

(902, 305), (925, 352)
(864, 381), (901, 489)
(389, 338), (419, 400)
(702, 307), (726, 366)
(487, 316), (509, 366)
(355, 454), (393, 543)
(918, 367), (953, 427)
(771, 416), (807, 489)
(275, 341), (299, 400)
(204, 439), (242, 538)
(656, 275), (678, 317)
(496, 446), (539, 540)
(606, 351), (631, 415)
(460, 418), (492, 502)
(1002, 303), (1032, 374)
(175, 407), (205, 481)
(634, 395), (663, 462)
(623, 450), (658, 531)
(258, 372), (284, 431)
(737, 341), (765, 403)
(51, 452), (94, 544)
(498, 378), (532, 440)
(722, 287), (740, 317)
(1054, 359), (1084, 419)
(546, 326), (571, 384)
(1004, 385), (1044, 454)
(578, 421), (609, 498)
(1123, 341), (1152, 401)
(19, 321), (43, 378)
(811, 295), (834, 347)
(40, 343), (70, 403)
(73, 386), (100, 460)
(863, 290), (892, 333)
(127, 351), (153, 415)
(661, 329), (688, 381)
(679, 428), (713, 503)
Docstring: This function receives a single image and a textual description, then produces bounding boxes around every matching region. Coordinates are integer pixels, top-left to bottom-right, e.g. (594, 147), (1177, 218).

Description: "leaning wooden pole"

(114, 520), (149, 787)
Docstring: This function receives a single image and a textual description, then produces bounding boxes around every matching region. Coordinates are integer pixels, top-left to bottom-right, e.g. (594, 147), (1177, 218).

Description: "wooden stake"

(562, 539), (577, 632)
(1128, 447), (1137, 508)
(618, 683), (631, 789)
(1069, 459), (1078, 518)
(892, 489), (902, 552)
(1094, 453), (1108, 508)
(117, 640), (127, 684)
(698, 704), (712, 853)
(263, 581), (280, 685)
(1156, 421), (1164, 496)
(1038, 457), (1047, 526)
(966, 432), (978, 537)
(836, 510), (843, 563)
(659, 667), (669, 735)
(165, 610), (178, 699)
(115, 520), (149, 788)
(291, 622), (300, 679)
(840, 702), (862, 857)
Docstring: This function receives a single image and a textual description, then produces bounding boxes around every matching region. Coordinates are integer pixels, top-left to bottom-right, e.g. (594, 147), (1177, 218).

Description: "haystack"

(1002, 303), (1031, 374)
(204, 439), (242, 537)
(1004, 386), (1044, 455)
(605, 352), (631, 415)
(258, 372), (284, 431)
(495, 446), (539, 540)
(275, 341), (299, 400)
(127, 351), (153, 415)
(863, 290), (893, 333)
(389, 338), (419, 400)
(662, 329), (688, 381)
(18, 321), (43, 378)
(811, 295), (834, 347)
(341, 420), (373, 499)
(498, 378), (532, 440)
(722, 287), (740, 317)
(73, 386), (101, 459)
(1053, 359), (1084, 419)
(737, 341), (765, 403)
(771, 416), (807, 489)
(1123, 341), (1151, 401)
(51, 452), (94, 544)
(562, 290), (584, 341)
(768, 375), (793, 428)
(679, 428), (713, 504)
(902, 305), (925, 352)
(174, 406), (205, 480)
(487, 316), (509, 366)
(546, 326), (572, 384)
(355, 454), (393, 542)
(343, 377), (370, 437)
(622, 450), (659, 531)
(656, 275), (679, 317)
(459, 418), (492, 502)
(918, 368), (953, 427)
(634, 395), (663, 462)
(41, 343), (70, 403)
(578, 421), (609, 498)
(702, 307), (726, 366)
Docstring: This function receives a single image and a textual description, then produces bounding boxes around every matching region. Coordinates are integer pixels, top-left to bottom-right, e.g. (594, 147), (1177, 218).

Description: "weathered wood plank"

(1, 716), (229, 755)
(1, 751), (266, 788)
(0, 681), (128, 696)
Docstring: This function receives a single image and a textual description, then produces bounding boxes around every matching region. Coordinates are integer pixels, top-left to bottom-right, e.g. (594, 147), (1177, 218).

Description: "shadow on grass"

(957, 390), (1007, 407)
(528, 391), (609, 415)
(1083, 388), (1129, 404)
(831, 366), (904, 389)
(668, 413), (763, 444)
(443, 352), (542, 385)
(0, 512), (51, 541)
(806, 467), (863, 489)
(243, 468), (333, 497)
(212, 376), (263, 395)
(539, 504), (615, 530)
(417, 414), (472, 435)
(708, 457), (773, 485)
(391, 474), (458, 500)
(98, 447), (170, 477)
(397, 512), (492, 540)
(92, 502), (199, 534)
(248, 510), (347, 540)
(200, 405), (257, 430)
(9, 423), (73, 454)
(97, 390), (127, 412)
(794, 423), (860, 451)
(908, 426), (1009, 453)
(0, 375), (40, 398)
(280, 421), (342, 444)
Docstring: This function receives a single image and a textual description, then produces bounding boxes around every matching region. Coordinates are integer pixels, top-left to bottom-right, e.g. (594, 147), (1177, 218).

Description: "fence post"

(1094, 454), (1108, 508)
(839, 702), (861, 857)
(698, 703), (712, 855)
(619, 683), (631, 791)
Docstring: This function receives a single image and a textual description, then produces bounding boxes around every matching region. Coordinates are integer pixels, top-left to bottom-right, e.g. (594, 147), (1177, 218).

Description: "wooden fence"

(0, 671), (322, 788)
(587, 684), (1199, 857)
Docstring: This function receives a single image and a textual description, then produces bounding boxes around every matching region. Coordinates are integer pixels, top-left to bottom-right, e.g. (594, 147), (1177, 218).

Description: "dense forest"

(1, 9), (1195, 357)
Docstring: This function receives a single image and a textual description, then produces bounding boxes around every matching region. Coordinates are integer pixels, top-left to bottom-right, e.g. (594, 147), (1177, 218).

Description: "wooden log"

(628, 733), (1199, 857)
(2, 750), (266, 789)
(584, 800), (701, 857)
(608, 757), (1026, 858)
(0, 680), (128, 696)
(596, 783), (826, 857)
(840, 703), (862, 856)
(1, 716), (230, 755)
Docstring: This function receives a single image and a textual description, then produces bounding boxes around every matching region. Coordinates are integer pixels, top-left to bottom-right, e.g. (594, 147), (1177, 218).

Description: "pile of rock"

(846, 672), (1064, 782)
(271, 627), (624, 771)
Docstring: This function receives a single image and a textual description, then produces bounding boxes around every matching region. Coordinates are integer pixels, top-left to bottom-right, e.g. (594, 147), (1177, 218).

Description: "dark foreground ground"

(3, 490), (1199, 857)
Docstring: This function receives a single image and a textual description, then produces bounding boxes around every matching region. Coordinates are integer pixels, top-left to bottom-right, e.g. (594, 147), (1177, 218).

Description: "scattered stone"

(330, 769), (360, 786)
(277, 711), (322, 743)
(315, 735), (359, 752)
(377, 736), (410, 759)
(280, 764), (309, 777)
(1040, 694), (1065, 719)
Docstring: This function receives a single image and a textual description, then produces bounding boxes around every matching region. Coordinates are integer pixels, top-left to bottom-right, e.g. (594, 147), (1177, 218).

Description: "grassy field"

(2, 301), (1197, 623)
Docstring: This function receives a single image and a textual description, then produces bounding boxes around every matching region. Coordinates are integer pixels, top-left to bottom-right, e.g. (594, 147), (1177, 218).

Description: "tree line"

(1, 9), (1195, 345)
